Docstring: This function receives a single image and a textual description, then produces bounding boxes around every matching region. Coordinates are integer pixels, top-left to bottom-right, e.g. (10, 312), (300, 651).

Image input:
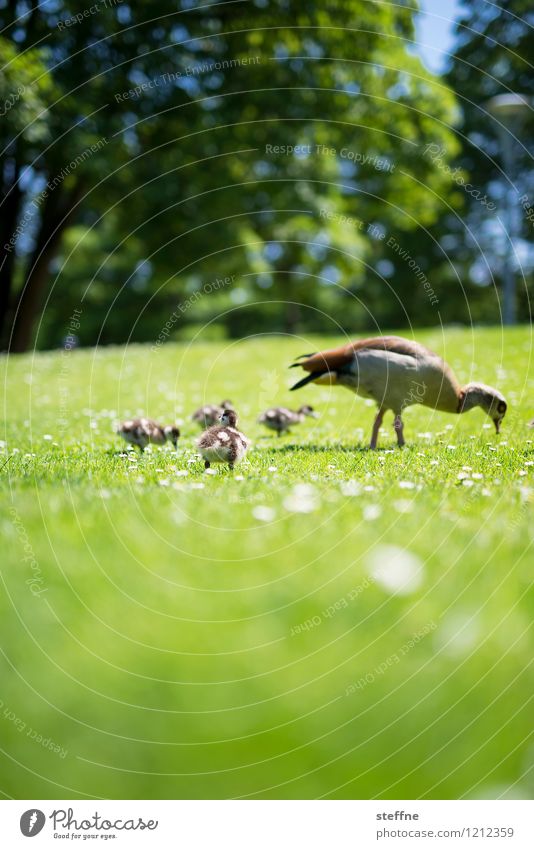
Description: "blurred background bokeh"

(1, 0), (532, 353)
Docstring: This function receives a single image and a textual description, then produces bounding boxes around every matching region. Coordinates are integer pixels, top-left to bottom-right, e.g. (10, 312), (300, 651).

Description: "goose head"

(460, 383), (507, 433)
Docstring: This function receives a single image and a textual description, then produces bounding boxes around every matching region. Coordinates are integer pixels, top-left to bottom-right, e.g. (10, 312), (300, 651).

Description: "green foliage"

(2, 1), (532, 349)
(0, 37), (52, 144)
(1, 329), (533, 798)
(445, 0), (534, 307)
(1, 1), (463, 349)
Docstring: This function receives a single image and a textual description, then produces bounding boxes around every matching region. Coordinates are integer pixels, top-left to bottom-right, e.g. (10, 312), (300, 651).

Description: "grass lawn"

(1, 326), (533, 800)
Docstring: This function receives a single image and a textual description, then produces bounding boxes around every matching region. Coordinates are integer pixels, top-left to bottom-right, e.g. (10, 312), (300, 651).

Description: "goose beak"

(493, 417), (502, 434)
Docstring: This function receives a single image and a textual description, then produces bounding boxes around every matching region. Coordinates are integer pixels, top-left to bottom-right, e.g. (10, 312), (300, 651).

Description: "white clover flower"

(363, 504), (382, 521)
(283, 484), (319, 513)
(340, 480), (361, 497)
(394, 499), (413, 513)
(366, 545), (423, 595)
(253, 506), (276, 522)
(436, 611), (480, 656)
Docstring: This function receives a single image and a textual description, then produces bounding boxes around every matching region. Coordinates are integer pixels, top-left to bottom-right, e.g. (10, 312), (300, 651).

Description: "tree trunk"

(274, 259), (302, 334)
(284, 299), (301, 334)
(9, 182), (83, 353)
(0, 151), (23, 348)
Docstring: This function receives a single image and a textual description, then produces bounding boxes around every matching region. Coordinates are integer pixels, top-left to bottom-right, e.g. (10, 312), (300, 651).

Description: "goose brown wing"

(350, 336), (432, 358)
(295, 336), (443, 373)
(289, 336), (448, 392)
(296, 336), (433, 372)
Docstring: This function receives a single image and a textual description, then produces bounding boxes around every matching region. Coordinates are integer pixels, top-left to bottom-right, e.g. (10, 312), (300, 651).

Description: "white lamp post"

(486, 94), (531, 325)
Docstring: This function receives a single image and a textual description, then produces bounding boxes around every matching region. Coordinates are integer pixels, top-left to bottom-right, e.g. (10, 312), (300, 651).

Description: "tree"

(446, 0), (534, 321)
(0, 38), (52, 346)
(1, 0), (461, 351)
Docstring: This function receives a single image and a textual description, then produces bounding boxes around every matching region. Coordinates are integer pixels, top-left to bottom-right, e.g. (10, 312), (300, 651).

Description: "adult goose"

(290, 335), (507, 448)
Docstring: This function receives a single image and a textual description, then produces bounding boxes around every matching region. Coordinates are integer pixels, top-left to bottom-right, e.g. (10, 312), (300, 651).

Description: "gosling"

(117, 418), (180, 453)
(192, 399), (234, 429)
(197, 409), (250, 470)
(257, 404), (318, 436)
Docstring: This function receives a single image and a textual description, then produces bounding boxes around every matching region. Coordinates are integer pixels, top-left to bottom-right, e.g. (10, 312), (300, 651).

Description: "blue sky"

(415, 0), (465, 73)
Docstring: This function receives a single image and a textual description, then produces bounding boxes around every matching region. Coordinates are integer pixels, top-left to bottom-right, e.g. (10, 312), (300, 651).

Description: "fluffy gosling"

(257, 404), (318, 436)
(192, 399), (234, 429)
(197, 409), (250, 471)
(117, 418), (180, 453)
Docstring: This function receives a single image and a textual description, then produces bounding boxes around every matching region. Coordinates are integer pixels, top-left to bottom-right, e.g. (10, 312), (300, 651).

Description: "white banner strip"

(1, 799), (532, 848)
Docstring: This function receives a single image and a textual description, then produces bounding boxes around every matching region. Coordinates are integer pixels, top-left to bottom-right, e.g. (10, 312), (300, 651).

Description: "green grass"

(1, 327), (533, 800)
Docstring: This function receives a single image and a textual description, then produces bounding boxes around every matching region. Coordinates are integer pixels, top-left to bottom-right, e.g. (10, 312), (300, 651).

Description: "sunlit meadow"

(1, 327), (533, 799)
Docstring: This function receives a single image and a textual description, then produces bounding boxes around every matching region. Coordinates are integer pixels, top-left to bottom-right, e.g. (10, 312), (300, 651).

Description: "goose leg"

(393, 414), (405, 448)
(370, 408), (385, 449)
